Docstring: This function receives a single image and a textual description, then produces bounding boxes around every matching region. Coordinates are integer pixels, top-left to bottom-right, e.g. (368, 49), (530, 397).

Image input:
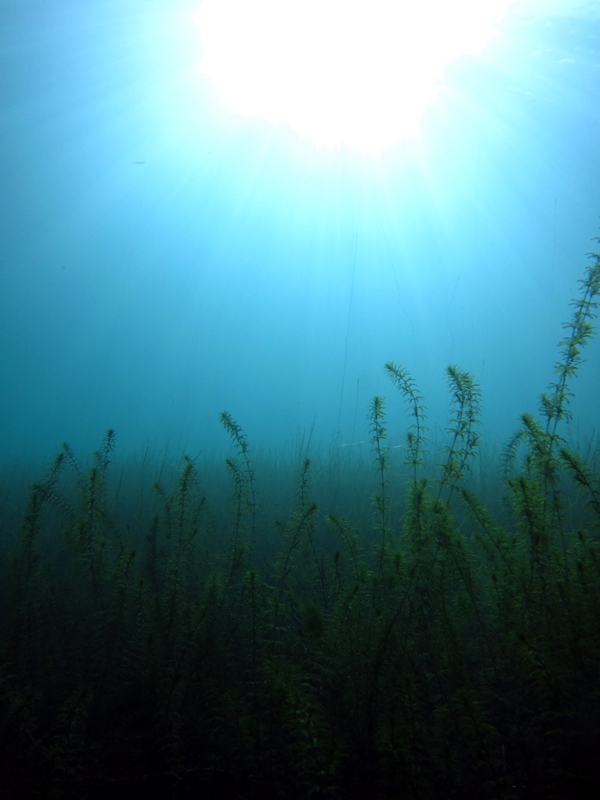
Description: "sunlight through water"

(194, 0), (518, 155)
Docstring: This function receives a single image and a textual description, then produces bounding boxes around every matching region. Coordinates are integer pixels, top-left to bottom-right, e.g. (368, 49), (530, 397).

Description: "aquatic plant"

(0, 244), (599, 798)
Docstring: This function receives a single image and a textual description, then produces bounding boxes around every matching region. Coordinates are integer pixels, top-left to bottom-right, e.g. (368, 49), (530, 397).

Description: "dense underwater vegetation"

(1, 246), (599, 799)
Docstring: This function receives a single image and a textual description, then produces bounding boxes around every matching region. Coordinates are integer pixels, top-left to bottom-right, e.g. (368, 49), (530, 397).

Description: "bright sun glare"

(194, 0), (516, 155)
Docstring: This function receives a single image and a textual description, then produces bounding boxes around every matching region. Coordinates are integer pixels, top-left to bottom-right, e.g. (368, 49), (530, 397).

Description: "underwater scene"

(1, 1), (600, 797)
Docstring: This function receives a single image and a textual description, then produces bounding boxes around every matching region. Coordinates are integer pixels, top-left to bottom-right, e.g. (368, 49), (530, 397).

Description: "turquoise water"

(1, 4), (600, 796)
(1, 0), (599, 464)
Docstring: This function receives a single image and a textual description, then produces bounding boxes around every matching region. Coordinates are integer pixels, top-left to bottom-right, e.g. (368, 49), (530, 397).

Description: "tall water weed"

(0, 246), (599, 797)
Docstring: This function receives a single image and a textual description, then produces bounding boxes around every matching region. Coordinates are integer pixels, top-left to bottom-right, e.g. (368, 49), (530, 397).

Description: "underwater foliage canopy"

(1, 243), (599, 797)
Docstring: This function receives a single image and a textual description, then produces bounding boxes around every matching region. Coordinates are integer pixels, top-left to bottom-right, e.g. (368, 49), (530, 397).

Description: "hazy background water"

(1, 0), (599, 469)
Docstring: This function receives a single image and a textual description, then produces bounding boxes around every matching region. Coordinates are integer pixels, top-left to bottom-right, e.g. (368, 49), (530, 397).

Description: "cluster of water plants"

(1, 247), (599, 798)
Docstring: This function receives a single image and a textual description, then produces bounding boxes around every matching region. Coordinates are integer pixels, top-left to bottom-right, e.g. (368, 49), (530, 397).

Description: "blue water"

(1, 0), (599, 465)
